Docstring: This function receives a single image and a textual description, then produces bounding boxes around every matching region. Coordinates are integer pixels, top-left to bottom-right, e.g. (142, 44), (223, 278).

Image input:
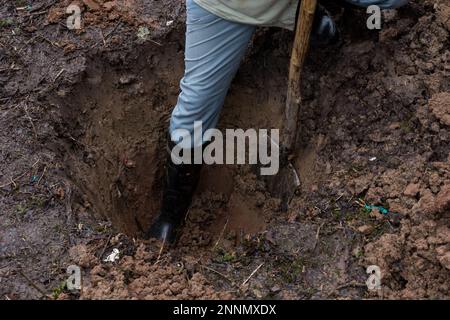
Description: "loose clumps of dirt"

(428, 92), (450, 126)
(0, 0), (449, 300)
(68, 241), (232, 299)
(363, 171), (450, 298)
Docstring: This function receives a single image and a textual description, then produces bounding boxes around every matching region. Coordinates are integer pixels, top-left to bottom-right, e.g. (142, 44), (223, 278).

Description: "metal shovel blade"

(257, 132), (301, 211)
(264, 161), (301, 212)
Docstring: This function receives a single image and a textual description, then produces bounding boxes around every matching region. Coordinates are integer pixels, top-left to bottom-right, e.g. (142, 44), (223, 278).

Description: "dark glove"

(310, 4), (340, 47)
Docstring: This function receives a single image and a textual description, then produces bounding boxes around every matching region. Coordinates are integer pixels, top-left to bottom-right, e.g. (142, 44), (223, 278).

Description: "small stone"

(429, 92), (450, 126)
(103, 1), (116, 11)
(124, 159), (136, 168)
(119, 75), (136, 85)
(370, 208), (384, 220)
(253, 289), (263, 299)
(164, 289), (173, 296)
(83, 0), (101, 10)
(270, 285), (281, 293)
(357, 225), (373, 234)
(56, 89), (68, 97)
(388, 122), (401, 130)
(404, 183), (420, 197)
(437, 251), (450, 270)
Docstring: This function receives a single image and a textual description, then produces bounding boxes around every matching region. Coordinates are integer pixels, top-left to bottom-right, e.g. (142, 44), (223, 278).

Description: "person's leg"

(170, 0), (256, 148)
(147, 0), (255, 243)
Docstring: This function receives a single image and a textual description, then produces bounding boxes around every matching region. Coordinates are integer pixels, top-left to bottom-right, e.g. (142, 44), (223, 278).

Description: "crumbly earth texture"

(0, 0), (448, 299)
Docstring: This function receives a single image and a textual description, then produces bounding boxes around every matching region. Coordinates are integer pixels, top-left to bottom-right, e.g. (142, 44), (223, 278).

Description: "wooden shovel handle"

(283, 0), (317, 154)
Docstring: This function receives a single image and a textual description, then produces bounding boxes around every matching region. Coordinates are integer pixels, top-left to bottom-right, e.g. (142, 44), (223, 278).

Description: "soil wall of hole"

(53, 29), (288, 236)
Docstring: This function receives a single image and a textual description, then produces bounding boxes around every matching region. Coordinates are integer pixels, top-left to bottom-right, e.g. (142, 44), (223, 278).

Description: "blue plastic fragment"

(364, 204), (389, 215)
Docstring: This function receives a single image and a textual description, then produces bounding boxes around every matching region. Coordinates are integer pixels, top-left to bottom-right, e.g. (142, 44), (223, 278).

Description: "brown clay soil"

(0, 0), (449, 300)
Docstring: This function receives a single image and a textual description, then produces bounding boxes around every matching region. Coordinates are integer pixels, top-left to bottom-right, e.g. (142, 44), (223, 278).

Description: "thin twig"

(0, 171), (28, 189)
(335, 280), (367, 291)
(100, 29), (106, 46)
(36, 166), (47, 185)
(18, 270), (49, 299)
(53, 68), (65, 83)
(0, 159), (40, 189)
(0, 262), (12, 269)
(154, 237), (166, 265)
(313, 221), (325, 250)
(98, 233), (113, 259)
(27, 10), (49, 17)
(36, 35), (59, 47)
(201, 265), (233, 283)
(213, 218), (229, 250)
(242, 263), (264, 286)
(23, 103), (38, 139)
(149, 39), (162, 46)
(29, 0), (58, 14)
(91, 21), (121, 49)
(104, 21), (121, 40)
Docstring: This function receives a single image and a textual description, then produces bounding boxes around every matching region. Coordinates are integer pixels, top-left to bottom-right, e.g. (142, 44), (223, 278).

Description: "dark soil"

(0, 0), (449, 299)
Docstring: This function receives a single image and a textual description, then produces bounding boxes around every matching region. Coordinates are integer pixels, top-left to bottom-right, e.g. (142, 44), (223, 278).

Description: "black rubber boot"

(310, 4), (340, 47)
(146, 141), (202, 244)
